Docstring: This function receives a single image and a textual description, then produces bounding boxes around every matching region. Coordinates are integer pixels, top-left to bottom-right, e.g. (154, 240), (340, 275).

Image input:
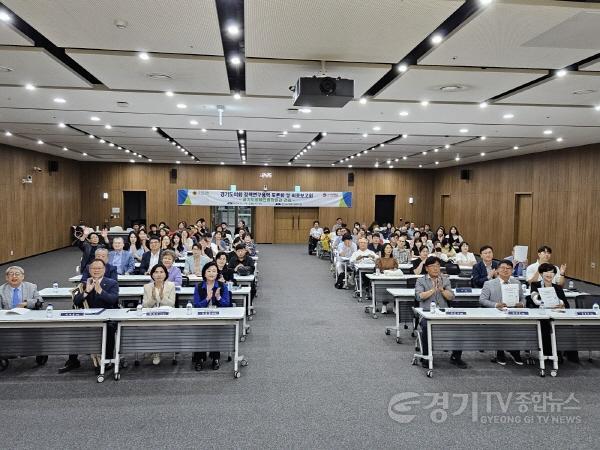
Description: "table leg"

(113, 323), (122, 379)
(550, 322), (559, 376)
(395, 298), (400, 341)
(536, 322), (546, 377)
(427, 321), (433, 377)
(370, 281), (377, 319)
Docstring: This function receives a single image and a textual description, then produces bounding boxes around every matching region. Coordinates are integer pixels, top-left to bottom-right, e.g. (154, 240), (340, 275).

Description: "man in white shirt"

(334, 235), (357, 288)
(308, 221), (323, 255)
(526, 245), (566, 286)
(332, 217), (343, 233)
(350, 237), (378, 265)
(139, 237), (162, 274)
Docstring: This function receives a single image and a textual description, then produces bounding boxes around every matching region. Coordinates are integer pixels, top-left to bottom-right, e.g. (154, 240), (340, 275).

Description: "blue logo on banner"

(177, 189), (188, 205)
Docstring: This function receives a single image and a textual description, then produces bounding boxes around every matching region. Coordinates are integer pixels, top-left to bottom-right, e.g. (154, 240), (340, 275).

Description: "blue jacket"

(81, 263), (118, 283)
(108, 250), (135, 275)
(471, 260), (499, 288)
(193, 281), (231, 308)
(73, 277), (119, 309)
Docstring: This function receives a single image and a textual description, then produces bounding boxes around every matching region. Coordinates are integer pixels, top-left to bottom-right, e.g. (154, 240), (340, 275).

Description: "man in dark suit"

(80, 248), (118, 282)
(138, 237), (162, 274)
(58, 259), (119, 374)
(471, 245), (499, 288)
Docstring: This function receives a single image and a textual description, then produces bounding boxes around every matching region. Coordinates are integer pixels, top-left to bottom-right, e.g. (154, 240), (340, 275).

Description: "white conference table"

(69, 273), (255, 287)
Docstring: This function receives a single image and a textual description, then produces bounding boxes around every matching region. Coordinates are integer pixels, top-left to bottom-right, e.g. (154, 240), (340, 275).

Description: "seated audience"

(127, 232), (145, 262)
(332, 217), (343, 233)
(526, 245), (566, 286)
(75, 228), (106, 273)
(350, 237), (378, 265)
(431, 243), (449, 264)
(192, 262), (231, 371)
(228, 244), (255, 275)
(184, 243), (211, 276)
(108, 237), (135, 275)
(139, 237), (163, 274)
(160, 234), (172, 251)
(0, 266), (43, 310)
(412, 246), (430, 275)
(432, 227), (445, 245)
(368, 233), (384, 255)
(415, 256), (466, 368)
(215, 251), (235, 282)
(376, 243), (400, 314)
(170, 233), (186, 259)
(161, 249), (182, 287)
(180, 229), (194, 251)
(454, 242), (476, 267)
(212, 231), (229, 252)
(308, 220), (323, 255)
(446, 226), (464, 247)
(244, 234), (257, 256)
(471, 245), (498, 288)
(479, 259), (525, 366)
(440, 238), (456, 259)
(142, 263), (176, 365)
(335, 234), (357, 288)
(60, 259), (119, 374)
(81, 248), (118, 282)
(504, 245), (528, 278)
(137, 229), (150, 253)
(235, 219), (250, 236)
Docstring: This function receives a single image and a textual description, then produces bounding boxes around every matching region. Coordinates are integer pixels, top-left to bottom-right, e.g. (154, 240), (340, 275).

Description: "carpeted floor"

(1, 245), (599, 449)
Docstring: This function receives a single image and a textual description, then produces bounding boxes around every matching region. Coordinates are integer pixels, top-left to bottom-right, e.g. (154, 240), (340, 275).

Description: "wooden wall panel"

(432, 144), (600, 284)
(0, 144), (81, 264)
(79, 164), (434, 243)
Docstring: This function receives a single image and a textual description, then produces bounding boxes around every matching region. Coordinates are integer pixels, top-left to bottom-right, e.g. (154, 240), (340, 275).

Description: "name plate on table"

(508, 310), (529, 316)
(455, 288), (472, 293)
(198, 311), (220, 316)
(577, 311), (597, 316)
(145, 311), (170, 316)
(61, 312), (84, 317)
(446, 311), (467, 316)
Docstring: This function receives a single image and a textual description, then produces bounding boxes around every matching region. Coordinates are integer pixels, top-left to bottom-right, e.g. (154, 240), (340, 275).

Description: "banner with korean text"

(178, 189), (352, 208)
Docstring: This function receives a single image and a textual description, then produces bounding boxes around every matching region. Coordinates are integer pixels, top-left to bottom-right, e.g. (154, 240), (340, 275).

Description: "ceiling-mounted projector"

(292, 76), (354, 108)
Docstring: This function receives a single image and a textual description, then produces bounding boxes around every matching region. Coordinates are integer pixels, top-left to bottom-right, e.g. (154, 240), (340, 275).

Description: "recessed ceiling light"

(379, 143), (385, 147)
(125, 149), (130, 153)
(433, 148), (439, 152)
(363, 150), (369, 154)
(293, 124), (301, 129)
(176, 160), (181, 164)
(418, 164), (423, 168)
(480, 0), (493, 5)
(389, 165), (394, 169)
(90, 116), (100, 121)
(148, 159), (152, 162)
(242, 161), (247, 164)
(359, 97), (367, 104)
(58, 123), (66, 128)
(556, 69), (567, 77)
(82, 153), (87, 156)
(394, 158), (399, 162)
(151, 126), (157, 131)
(89, 134), (95, 139)
(299, 108), (311, 113)
(595, 105), (600, 111)
(445, 144), (450, 149)
(397, 64), (408, 73)
(117, 146), (122, 150)
(459, 128), (468, 133)
(439, 85), (464, 92)
(362, 133), (368, 138)
(321, 131), (327, 136)
(239, 139), (245, 144)
(129, 159), (135, 163)
(25, 83), (35, 90)
(513, 146), (519, 150)
(238, 129), (244, 134)
(556, 137), (563, 142)
(37, 139), (44, 145)
(5, 131), (12, 136)
(189, 120), (198, 125)
(480, 136), (486, 140)
(104, 124), (112, 129)
(0, 11), (12, 22)
(283, 130), (288, 135)
(348, 165), (352, 168)
(479, 101), (488, 108)
(455, 156), (460, 161)
(233, 93), (241, 100)
(422, 151), (427, 155)
(480, 152), (486, 156)
(138, 52), (150, 60)
(543, 129), (553, 135)
(503, 113), (514, 119)
(201, 128), (207, 133)
(230, 56), (241, 65)
(402, 156), (407, 160)
(373, 126), (381, 131)
(109, 143), (114, 147)
(171, 141), (176, 145)
(220, 161), (225, 165)
(287, 162), (292, 165)
(264, 163), (269, 166)
(399, 111), (409, 116)
(402, 134), (408, 139)
(306, 164), (311, 167)
(226, 24), (240, 36)
(165, 91), (174, 97)
(176, 103), (187, 109)
(62, 147), (68, 151)
(435, 161), (439, 165)
(431, 34), (443, 44)
(350, 155), (354, 159)
(53, 97), (66, 104)
(420, 100), (429, 106)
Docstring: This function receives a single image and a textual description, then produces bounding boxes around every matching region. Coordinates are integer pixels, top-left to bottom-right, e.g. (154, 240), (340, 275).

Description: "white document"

(7, 308), (30, 315)
(538, 287), (560, 307)
(514, 245), (528, 262)
(501, 284), (520, 307)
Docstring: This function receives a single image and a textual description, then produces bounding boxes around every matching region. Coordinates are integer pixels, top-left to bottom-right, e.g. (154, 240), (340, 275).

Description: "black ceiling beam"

(154, 127), (199, 162)
(0, 2), (103, 85)
(289, 133), (326, 163)
(363, 0), (483, 98)
(215, 0), (245, 93)
(67, 124), (152, 161)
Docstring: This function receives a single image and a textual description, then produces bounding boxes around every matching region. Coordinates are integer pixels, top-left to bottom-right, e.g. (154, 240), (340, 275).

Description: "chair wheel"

(396, 338), (402, 344)
(120, 360), (129, 369)
(241, 360), (248, 367)
(114, 373), (121, 381)
(411, 332), (416, 338)
(240, 336), (246, 342)
(426, 370), (433, 378)
(403, 324), (408, 330)
(234, 371), (241, 379)
(364, 307), (369, 313)
(0, 359), (8, 371)
(550, 370), (557, 377)
(134, 360), (140, 367)
(385, 329), (391, 335)
(97, 375), (105, 383)
(35, 355), (48, 366)
(411, 358), (418, 366)
(248, 315), (253, 321)
(539, 369), (545, 377)
(372, 314), (378, 319)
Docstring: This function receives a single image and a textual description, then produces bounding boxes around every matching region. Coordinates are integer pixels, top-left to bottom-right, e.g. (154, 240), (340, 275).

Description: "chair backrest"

(575, 295), (600, 309)
(110, 226), (123, 231)
(445, 262), (461, 275)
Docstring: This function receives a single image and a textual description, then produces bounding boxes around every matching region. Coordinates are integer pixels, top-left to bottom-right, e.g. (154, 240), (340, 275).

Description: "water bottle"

(593, 303), (599, 312)
(136, 303), (143, 316)
(375, 268), (381, 275)
(539, 300), (545, 312)
(430, 300), (436, 314)
(568, 280), (574, 290)
(521, 284), (526, 293)
(186, 301), (193, 315)
(46, 304), (54, 318)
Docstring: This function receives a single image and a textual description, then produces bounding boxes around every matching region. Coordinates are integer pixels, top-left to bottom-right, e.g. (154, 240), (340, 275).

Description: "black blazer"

(471, 260), (499, 288)
(138, 250), (163, 274)
(73, 277), (119, 309)
(527, 282), (568, 308)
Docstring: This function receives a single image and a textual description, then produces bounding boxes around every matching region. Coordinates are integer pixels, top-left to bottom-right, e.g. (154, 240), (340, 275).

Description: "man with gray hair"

(0, 266), (43, 310)
(81, 247), (118, 282)
(108, 237), (135, 275)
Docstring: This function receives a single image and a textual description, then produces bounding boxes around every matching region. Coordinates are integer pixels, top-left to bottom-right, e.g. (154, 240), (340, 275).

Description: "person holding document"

(528, 263), (579, 364)
(479, 259), (525, 366)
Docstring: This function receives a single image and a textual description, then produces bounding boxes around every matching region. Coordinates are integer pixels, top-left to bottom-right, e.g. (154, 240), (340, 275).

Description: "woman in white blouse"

(454, 242), (477, 267)
(142, 263), (176, 365)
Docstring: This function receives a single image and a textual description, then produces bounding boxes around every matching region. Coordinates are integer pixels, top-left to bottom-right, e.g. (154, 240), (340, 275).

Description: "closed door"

(440, 195), (451, 228)
(274, 207), (319, 243)
(514, 194), (533, 248)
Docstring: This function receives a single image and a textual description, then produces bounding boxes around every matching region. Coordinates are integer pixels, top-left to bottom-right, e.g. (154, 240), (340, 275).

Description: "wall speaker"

(460, 169), (471, 181)
(348, 172), (354, 183)
(170, 168), (178, 180)
(48, 160), (59, 172)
